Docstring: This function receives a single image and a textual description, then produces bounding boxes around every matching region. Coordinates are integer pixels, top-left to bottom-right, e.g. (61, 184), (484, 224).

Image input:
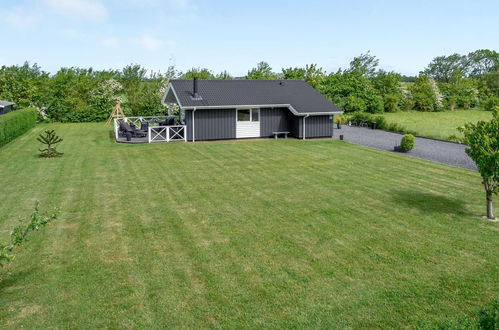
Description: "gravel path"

(333, 126), (476, 170)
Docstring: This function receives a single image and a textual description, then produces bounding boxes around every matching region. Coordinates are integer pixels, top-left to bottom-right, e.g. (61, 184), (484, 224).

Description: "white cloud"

(100, 36), (120, 49)
(132, 34), (164, 51)
(44, 0), (107, 21)
(5, 8), (41, 29)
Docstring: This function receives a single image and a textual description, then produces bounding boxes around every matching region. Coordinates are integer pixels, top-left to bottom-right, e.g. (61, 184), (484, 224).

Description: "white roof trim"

(181, 104), (342, 116)
(161, 83), (183, 109)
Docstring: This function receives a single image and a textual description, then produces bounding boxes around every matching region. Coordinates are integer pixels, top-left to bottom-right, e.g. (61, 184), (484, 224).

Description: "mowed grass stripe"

(0, 123), (497, 328)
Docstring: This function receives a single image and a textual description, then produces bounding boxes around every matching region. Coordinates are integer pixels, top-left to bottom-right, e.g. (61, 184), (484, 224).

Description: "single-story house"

(0, 100), (15, 115)
(162, 79), (343, 141)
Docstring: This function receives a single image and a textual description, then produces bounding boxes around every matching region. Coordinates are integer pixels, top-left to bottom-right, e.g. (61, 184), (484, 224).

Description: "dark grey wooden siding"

(260, 107), (292, 137)
(304, 115), (333, 138)
(290, 116), (302, 138)
(0, 105), (13, 115)
(185, 109), (236, 141)
(288, 115), (333, 139)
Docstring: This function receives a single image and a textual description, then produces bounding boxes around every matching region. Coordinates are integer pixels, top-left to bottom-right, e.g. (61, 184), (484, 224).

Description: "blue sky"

(1, 0), (498, 76)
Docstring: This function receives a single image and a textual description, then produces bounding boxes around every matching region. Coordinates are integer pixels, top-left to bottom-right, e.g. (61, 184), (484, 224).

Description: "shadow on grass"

(0, 268), (34, 291)
(391, 190), (472, 216)
(108, 130), (115, 142)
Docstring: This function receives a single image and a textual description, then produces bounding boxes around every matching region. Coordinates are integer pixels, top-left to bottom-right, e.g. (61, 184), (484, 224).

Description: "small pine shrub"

(37, 130), (63, 158)
(400, 134), (415, 151)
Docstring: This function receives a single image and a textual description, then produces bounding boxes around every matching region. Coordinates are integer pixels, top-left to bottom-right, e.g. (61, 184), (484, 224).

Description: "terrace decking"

(114, 116), (187, 143)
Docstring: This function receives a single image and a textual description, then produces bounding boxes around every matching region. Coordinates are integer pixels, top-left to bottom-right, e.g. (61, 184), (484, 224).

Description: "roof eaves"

(181, 104), (343, 115)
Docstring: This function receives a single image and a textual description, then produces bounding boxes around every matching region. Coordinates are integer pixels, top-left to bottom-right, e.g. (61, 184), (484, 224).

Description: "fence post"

(148, 127), (151, 143)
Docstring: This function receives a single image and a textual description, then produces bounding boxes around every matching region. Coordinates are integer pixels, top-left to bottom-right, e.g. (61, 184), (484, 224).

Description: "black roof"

(0, 100), (15, 108)
(165, 80), (342, 115)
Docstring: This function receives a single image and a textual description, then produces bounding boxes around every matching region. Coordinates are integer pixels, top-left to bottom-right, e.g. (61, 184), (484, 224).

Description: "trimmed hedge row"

(0, 107), (37, 147)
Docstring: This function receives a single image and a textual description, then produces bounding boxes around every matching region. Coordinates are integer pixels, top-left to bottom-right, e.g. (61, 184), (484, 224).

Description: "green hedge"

(346, 112), (417, 136)
(0, 107), (37, 147)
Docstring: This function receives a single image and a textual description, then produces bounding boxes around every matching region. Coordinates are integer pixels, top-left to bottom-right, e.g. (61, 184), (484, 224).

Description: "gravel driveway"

(333, 126), (476, 170)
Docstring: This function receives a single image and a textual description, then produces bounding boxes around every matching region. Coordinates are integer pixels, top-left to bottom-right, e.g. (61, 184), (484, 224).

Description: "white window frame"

(237, 108), (259, 122)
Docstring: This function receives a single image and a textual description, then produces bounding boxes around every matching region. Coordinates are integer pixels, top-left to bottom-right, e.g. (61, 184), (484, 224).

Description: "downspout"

(192, 107), (196, 142)
(302, 114), (309, 140)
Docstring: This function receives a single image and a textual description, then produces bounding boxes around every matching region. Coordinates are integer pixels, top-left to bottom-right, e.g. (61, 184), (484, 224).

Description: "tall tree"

(215, 70), (233, 80)
(321, 70), (383, 113)
(246, 61), (277, 79)
(423, 53), (467, 82)
(181, 68), (214, 79)
(459, 111), (499, 219)
(371, 71), (402, 112)
(466, 49), (499, 77)
(348, 51), (379, 77)
(282, 64), (325, 89)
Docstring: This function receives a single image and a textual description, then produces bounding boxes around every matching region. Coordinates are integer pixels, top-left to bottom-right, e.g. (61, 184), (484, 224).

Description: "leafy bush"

(347, 112), (416, 136)
(383, 93), (400, 112)
(341, 95), (367, 112)
(410, 76), (443, 112)
(320, 71), (383, 114)
(1, 201), (60, 267)
(335, 115), (346, 125)
(0, 107), (37, 147)
(483, 96), (499, 111)
(400, 88), (415, 111)
(400, 134), (415, 151)
(0, 63), (168, 123)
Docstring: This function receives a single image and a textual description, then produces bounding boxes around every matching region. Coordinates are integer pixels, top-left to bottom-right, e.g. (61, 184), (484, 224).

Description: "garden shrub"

(346, 112), (418, 136)
(410, 76), (443, 112)
(383, 93), (399, 112)
(0, 107), (37, 147)
(341, 95), (367, 113)
(483, 96), (499, 111)
(400, 134), (415, 151)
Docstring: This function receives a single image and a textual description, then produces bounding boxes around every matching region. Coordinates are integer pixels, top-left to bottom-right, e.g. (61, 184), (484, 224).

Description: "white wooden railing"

(148, 125), (187, 143)
(114, 117), (186, 143)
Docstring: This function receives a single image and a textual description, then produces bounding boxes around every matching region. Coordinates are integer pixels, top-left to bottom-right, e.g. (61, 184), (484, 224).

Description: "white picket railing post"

(115, 116), (186, 143)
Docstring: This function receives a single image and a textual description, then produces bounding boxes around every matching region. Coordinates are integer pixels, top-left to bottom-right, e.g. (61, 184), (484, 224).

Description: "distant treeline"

(0, 49), (497, 122)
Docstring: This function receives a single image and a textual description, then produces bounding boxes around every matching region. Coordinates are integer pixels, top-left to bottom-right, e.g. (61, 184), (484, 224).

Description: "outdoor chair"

(119, 121), (147, 138)
(159, 116), (175, 126)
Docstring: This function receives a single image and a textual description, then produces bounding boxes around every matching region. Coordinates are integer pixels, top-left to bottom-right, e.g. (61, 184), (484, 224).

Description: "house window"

(252, 109), (259, 122)
(237, 108), (259, 122)
(237, 109), (250, 121)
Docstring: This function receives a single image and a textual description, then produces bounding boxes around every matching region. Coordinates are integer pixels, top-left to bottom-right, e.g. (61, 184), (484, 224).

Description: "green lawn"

(0, 123), (497, 328)
(379, 109), (493, 141)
